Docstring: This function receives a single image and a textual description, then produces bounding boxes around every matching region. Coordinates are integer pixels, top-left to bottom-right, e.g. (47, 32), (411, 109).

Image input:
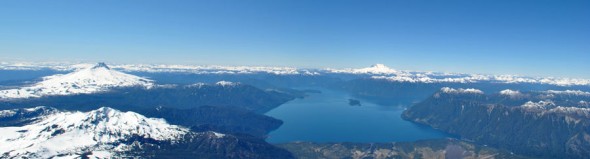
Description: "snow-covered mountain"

(325, 64), (590, 86)
(0, 107), (233, 158)
(0, 107), (295, 159)
(0, 107), (191, 158)
(326, 64), (398, 74)
(371, 72), (590, 86)
(1, 62), (590, 86)
(0, 63), (153, 99)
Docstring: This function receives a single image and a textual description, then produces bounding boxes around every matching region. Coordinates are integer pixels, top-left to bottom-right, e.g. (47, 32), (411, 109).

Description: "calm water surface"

(265, 88), (452, 143)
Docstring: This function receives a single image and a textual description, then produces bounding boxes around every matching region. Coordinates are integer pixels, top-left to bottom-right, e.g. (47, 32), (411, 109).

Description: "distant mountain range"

(1, 62), (589, 86)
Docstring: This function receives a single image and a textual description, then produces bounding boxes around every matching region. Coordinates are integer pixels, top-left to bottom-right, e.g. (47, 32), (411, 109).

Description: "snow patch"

(500, 89), (521, 96)
(521, 101), (556, 110)
(215, 81), (238, 87)
(440, 87), (484, 94)
(187, 82), (207, 88)
(547, 107), (590, 124)
(0, 109), (16, 118)
(545, 90), (590, 96)
(212, 132), (226, 138)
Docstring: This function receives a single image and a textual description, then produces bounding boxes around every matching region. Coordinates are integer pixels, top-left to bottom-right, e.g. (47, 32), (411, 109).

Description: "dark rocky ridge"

(139, 105), (283, 137)
(402, 90), (590, 158)
(121, 132), (294, 159)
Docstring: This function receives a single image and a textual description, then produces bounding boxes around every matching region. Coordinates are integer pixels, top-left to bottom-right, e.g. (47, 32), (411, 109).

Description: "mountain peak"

(371, 64), (388, 69)
(91, 62), (111, 70)
(88, 107), (117, 118)
(325, 64), (398, 75)
(354, 64), (397, 74)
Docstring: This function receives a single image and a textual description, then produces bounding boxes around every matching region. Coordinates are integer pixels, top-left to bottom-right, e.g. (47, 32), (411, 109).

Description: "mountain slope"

(0, 107), (294, 159)
(0, 63), (153, 99)
(140, 105), (283, 137)
(279, 139), (526, 159)
(402, 88), (590, 158)
(0, 107), (188, 158)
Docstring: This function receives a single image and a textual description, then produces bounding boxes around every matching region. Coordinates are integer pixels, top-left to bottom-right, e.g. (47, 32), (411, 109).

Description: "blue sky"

(0, 0), (588, 78)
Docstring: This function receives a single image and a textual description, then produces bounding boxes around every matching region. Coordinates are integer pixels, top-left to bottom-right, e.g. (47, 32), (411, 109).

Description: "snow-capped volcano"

(358, 64), (398, 74)
(327, 64), (398, 75)
(0, 63), (153, 99)
(0, 107), (191, 158)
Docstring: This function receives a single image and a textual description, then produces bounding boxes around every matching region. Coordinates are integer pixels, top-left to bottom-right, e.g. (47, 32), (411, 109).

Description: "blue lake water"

(265, 88), (452, 143)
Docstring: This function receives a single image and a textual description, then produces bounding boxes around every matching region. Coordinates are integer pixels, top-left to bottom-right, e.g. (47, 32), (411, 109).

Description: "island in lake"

(348, 99), (361, 106)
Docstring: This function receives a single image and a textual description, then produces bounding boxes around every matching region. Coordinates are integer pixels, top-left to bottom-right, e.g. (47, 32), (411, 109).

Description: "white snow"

(24, 106), (49, 112)
(87, 151), (113, 158)
(186, 82), (207, 88)
(547, 106), (590, 116)
(500, 89), (521, 96)
(545, 90), (590, 96)
(0, 63), (154, 99)
(373, 73), (590, 86)
(440, 87), (484, 94)
(327, 64), (398, 75)
(0, 107), (189, 158)
(215, 81), (238, 87)
(185, 81), (242, 88)
(0, 109), (16, 118)
(521, 101), (556, 110)
(0, 61), (94, 71)
(112, 64), (316, 75)
(212, 132), (226, 138)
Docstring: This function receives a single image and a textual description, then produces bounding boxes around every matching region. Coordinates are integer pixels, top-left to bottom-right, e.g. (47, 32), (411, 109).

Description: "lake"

(265, 88), (452, 143)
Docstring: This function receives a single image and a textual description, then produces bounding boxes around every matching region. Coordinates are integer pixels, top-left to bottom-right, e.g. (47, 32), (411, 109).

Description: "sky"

(0, 0), (588, 78)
